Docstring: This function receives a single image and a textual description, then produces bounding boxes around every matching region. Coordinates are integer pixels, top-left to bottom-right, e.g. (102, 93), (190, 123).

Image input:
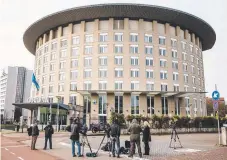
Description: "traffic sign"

(212, 90), (220, 101)
(213, 100), (219, 111)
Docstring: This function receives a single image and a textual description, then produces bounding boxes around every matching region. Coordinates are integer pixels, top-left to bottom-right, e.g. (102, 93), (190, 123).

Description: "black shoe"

(43, 148), (46, 150)
(139, 154), (142, 158)
(117, 155), (120, 158)
(73, 155), (76, 157)
(78, 155), (83, 157)
(128, 155), (133, 158)
(113, 155), (116, 157)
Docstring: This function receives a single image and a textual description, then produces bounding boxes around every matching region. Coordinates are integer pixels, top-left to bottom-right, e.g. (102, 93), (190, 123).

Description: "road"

(1, 134), (62, 160)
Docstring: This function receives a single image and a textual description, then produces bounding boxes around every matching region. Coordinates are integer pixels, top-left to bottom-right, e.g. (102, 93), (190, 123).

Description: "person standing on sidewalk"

(142, 121), (151, 155)
(31, 121), (39, 150)
(110, 119), (121, 158)
(43, 121), (54, 150)
(127, 119), (142, 158)
(66, 118), (82, 157)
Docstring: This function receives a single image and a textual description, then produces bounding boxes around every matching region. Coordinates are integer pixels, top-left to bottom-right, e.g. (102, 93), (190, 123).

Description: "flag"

(32, 73), (40, 91)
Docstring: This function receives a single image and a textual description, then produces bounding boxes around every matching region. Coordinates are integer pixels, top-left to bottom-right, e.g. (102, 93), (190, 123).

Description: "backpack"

(27, 127), (32, 136)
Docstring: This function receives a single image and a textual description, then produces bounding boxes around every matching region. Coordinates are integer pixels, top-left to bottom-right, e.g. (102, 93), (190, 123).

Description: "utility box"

(221, 127), (227, 146)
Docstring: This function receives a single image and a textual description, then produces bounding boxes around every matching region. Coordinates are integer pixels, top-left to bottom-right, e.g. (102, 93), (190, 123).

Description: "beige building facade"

(24, 4), (216, 125)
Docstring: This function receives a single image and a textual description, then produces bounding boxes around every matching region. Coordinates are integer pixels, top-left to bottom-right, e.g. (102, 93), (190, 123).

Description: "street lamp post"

(56, 96), (60, 132)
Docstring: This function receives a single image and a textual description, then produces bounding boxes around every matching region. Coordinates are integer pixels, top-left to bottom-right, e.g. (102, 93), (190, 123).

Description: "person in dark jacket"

(110, 119), (121, 158)
(142, 121), (151, 155)
(66, 118), (82, 157)
(31, 121), (39, 150)
(43, 121), (54, 150)
(127, 119), (142, 158)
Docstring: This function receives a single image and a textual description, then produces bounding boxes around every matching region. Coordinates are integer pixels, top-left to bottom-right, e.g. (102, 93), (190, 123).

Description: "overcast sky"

(0, 0), (226, 99)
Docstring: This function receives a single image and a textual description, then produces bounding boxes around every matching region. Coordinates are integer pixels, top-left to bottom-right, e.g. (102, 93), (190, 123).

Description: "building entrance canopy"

(12, 103), (69, 111)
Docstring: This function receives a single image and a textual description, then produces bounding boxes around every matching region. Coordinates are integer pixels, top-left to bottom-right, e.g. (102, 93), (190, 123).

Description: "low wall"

(121, 128), (218, 135)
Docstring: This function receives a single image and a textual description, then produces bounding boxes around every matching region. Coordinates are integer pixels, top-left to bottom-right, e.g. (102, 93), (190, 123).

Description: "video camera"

(169, 120), (177, 130)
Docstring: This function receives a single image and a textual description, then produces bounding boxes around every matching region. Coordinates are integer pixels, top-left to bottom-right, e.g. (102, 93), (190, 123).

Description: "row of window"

(38, 34), (202, 56)
(41, 81), (203, 94)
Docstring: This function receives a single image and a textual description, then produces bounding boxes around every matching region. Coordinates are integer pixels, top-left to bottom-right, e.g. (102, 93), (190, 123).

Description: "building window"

(99, 69), (107, 78)
(69, 96), (76, 105)
(160, 59), (167, 68)
(85, 34), (93, 43)
(114, 44), (123, 53)
(99, 45), (108, 53)
(146, 82), (154, 91)
(115, 81), (123, 90)
(193, 87), (196, 92)
(49, 85), (53, 93)
(99, 81), (107, 90)
(84, 46), (93, 54)
(198, 68), (200, 76)
(72, 47), (79, 56)
(70, 83), (77, 91)
(173, 72), (179, 81)
(160, 71), (167, 79)
(98, 95), (107, 115)
(184, 85), (189, 91)
(191, 65), (195, 74)
(130, 33), (138, 42)
(41, 87), (45, 94)
(192, 76), (196, 85)
(84, 69), (92, 78)
(159, 48), (166, 56)
(42, 76), (46, 84)
(171, 39), (177, 48)
(131, 95), (139, 115)
(175, 98), (180, 115)
(145, 34), (152, 43)
(49, 74), (54, 82)
(71, 59), (78, 68)
(191, 55), (194, 63)
(58, 83), (64, 92)
(72, 36), (80, 45)
(190, 45), (193, 52)
(185, 97), (190, 115)
(59, 61), (66, 69)
(114, 33), (123, 42)
(159, 36), (166, 45)
(130, 45), (139, 54)
(84, 81), (92, 90)
(147, 96), (154, 115)
(161, 84), (168, 91)
(51, 42), (57, 50)
(50, 53), (56, 60)
(161, 97), (168, 114)
(115, 96), (123, 113)
(60, 39), (67, 48)
(172, 50), (178, 58)
(114, 56), (123, 65)
(146, 70), (154, 79)
(115, 68), (123, 77)
(131, 57), (139, 66)
(198, 78), (201, 85)
(131, 81), (139, 90)
(59, 72), (65, 81)
(173, 84), (179, 92)
(60, 50), (67, 58)
(113, 20), (124, 29)
(62, 27), (68, 36)
(99, 56), (108, 66)
(50, 63), (55, 71)
(172, 61), (179, 70)
(43, 56), (48, 64)
(145, 46), (153, 54)
(184, 74), (189, 83)
(99, 33), (108, 42)
(84, 57), (92, 67)
(181, 42), (186, 50)
(70, 71), (78, 80)
(131, 69), (139, 78)
(182, 52), (187, 61)
(183, 63), (188, 72)
(43, 66), (47, 73)
(146, 57), (153, 66)
(44, 45), (48, 53)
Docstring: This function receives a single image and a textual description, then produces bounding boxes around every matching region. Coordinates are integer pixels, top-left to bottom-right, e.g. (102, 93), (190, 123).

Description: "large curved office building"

(23, 4), (216, 124)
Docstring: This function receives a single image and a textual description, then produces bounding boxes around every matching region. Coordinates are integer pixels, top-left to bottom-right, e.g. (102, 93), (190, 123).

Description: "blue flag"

(32, 73), (40, 91)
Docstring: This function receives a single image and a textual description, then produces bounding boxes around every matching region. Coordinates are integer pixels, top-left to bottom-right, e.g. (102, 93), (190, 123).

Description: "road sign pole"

(214, 84), (221, 146)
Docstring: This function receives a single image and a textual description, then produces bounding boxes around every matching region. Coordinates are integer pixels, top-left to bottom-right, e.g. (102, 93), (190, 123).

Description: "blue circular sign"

(212, 91), (220, 100)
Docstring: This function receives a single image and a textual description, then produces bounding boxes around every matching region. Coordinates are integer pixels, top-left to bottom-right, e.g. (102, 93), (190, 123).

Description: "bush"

(109, 112), (126, 126)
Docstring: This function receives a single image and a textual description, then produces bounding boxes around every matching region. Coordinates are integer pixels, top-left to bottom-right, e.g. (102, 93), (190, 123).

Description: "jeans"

(71, 140), (81, 156)
(129, 140), (142, 157)
(144, 142), (150, 155)
(44, 136), (52, 149)
(31, 136), (38, 150)
(111, 137), (120, 156)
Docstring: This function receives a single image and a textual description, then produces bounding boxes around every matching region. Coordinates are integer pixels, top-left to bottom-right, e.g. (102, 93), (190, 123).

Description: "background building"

(0, 66), (32, 122)
(23, 4), (216, 125)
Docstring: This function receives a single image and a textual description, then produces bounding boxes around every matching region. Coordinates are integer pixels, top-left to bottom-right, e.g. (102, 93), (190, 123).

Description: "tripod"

(80, 134), (93, 156)
(169, 128), (183, 149)
(96, 133), (112, 157)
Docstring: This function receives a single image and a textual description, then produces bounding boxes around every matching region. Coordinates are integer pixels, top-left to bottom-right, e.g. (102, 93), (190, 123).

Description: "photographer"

(80, 124), (88, 145)
(110, 119), (121, 158)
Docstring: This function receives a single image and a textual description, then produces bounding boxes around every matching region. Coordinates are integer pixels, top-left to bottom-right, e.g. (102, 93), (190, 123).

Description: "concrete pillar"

(154, 95), (161, 116)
